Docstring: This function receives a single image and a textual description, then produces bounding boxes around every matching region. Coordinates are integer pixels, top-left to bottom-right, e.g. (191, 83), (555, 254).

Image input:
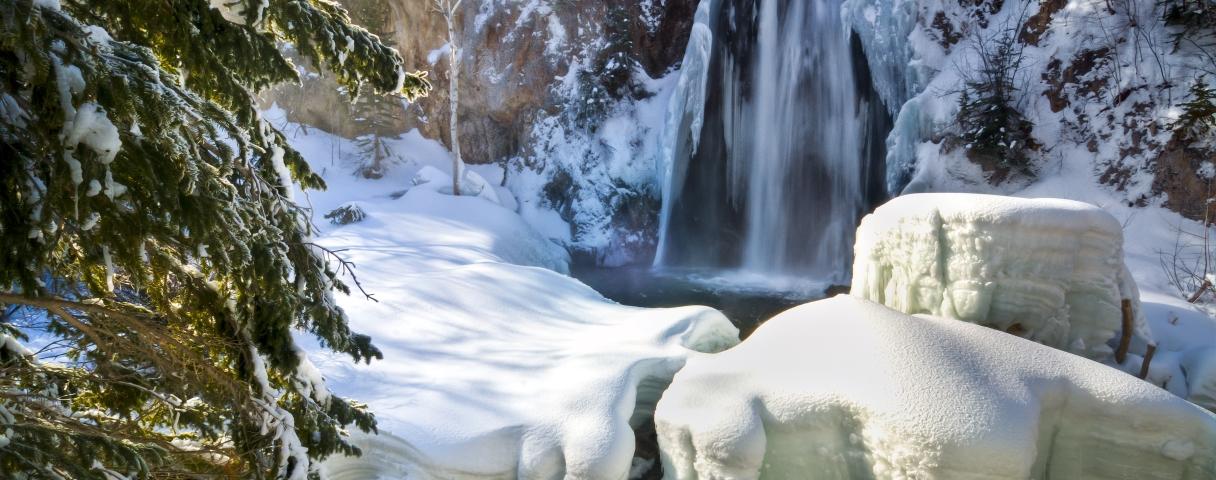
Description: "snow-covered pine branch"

(0, 0), (429, 477)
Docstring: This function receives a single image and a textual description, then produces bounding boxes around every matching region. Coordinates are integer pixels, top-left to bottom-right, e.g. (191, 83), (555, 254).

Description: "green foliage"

(955, 22), (1037, 175)
(325, 203), (367, 225)
(0, 0), (429, 477)
(1172, 76), (1216, 146)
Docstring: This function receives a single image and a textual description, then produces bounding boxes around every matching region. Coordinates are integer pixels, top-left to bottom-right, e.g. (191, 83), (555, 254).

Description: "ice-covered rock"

(303, 187), (740, 479)
(655, 295), (1216, 479)
(852, 193), (1152, 359)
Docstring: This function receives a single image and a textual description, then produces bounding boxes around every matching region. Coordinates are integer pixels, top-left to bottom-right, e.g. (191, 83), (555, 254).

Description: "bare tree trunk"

(439, 0), (464, 196)
(1115, 298), (1133, 364)
(1139, 344), (1157, 380)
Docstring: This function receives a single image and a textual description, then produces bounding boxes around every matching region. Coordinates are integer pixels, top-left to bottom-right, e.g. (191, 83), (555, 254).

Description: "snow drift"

(655, 295), (1216, 479)
(296, 166), (739, 479)
(852, 193), (1152, 359)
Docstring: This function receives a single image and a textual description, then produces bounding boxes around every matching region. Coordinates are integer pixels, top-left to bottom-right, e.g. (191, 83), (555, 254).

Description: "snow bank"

(852, 193), (1151, 359)
(656, 295), (1216, 479)
(1182, 348), (1216, 412)
(288, 161), (738, 478)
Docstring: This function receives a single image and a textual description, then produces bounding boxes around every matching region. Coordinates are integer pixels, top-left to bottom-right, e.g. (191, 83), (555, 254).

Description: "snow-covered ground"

(268, 107), (739, 479)
(656, 295), (1216, 479)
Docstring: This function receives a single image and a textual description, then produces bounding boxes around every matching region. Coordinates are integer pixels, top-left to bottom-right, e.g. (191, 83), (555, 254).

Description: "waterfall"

(655, 0), (889, 284)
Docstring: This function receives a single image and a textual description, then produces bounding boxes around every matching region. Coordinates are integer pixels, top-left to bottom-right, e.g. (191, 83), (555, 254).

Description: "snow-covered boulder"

(655, 295), (1216, 479)
(306, 187), (740, 479)
(852, 193), (1151, 359)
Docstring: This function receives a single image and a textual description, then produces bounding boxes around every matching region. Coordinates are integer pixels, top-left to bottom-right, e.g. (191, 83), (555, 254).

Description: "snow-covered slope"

(656, 295), (1216, 479)
(852, 193), (1150, 360)
(274, 112), (740, 479)
(846, 0), (1212, 215)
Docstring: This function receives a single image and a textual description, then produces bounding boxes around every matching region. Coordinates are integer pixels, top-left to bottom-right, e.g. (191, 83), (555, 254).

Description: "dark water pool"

(571, 266), (841, 338)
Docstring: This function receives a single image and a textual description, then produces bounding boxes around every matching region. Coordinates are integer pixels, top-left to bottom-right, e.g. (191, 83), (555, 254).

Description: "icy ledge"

(852, 193), (1152, 359)
(656, 295), (1216, 479)
(309, 184), (740, 479)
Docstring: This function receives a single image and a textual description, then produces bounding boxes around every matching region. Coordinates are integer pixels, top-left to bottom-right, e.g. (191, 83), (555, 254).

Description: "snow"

(208, 0), (265, 26)
(656, 295), (1216, 479)
(544, 13), (567, 58)
(0, 93), (27, 129)
(511, 62), (678, 264)
(267, 143), (292, 201)
(64, 102), (122, 165)
(306, 186), (738, 479)
(1182, 348), (1216, 412)
(852, 193), (1153, 360)
(848, 53), (1216, 403)
(271, 108), (740, 479)
(427, 43), (451, 65)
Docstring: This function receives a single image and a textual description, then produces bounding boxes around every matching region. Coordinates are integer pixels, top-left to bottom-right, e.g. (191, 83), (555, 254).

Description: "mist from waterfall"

(655, 0), (887, 284)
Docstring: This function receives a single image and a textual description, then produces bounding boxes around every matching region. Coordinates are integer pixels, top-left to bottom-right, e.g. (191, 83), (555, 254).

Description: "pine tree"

(571, 4), (638, 130)
(1171, 76), (1216, 147)
(347, 0), (407, 180)
(955, 22), (1037, 175)
(0, 0), (429, 478)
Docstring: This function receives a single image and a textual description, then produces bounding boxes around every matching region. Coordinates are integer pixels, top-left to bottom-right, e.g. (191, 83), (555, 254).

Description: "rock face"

(389, 0), (695, 165)
(264, 0), (698, 263)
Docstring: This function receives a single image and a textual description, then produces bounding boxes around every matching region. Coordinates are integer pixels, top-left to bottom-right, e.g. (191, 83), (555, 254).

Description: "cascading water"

(655, 0), (890, 284)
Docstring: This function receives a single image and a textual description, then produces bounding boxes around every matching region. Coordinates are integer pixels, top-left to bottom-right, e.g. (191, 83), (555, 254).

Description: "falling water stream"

(574, 0), (890, 333)
(652, 0), (889, 284)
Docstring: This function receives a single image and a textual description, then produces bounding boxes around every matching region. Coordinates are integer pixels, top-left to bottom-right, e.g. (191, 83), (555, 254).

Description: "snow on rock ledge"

(852, 193), (1151, 359)
(655, 295), (1216, 479)
(308, 187), (740, 479)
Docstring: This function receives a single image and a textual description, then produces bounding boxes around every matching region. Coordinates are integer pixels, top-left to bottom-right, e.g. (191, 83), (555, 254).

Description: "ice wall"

(654, 0), (715, 266)
(851, 193), (1153, 359)
(843, 0), (919, 115)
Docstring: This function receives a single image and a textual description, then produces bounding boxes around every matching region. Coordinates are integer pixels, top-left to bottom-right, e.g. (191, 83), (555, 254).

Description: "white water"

(742, 0), (866, 276)
(656, 0), (874, 282)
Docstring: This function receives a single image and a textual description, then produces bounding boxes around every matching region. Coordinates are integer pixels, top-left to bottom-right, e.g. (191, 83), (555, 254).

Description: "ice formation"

(653, 0), (712, 266)
(656, 295), (1216, 479)
(852, 193), (1153, 359)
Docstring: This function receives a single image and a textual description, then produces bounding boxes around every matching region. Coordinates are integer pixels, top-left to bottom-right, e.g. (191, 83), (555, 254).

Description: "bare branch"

(303, 242), (379, 302)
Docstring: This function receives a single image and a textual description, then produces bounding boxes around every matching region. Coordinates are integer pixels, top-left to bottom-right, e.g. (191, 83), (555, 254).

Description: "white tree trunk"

(442, 0), (464, 196)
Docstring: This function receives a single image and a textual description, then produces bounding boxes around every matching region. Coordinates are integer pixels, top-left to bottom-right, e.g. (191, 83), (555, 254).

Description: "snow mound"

(1182, 348), (1216, 412)
(655, 295), (1216, 479)
(309, 187), (740, 479)
(852, 193), (1151, 359)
